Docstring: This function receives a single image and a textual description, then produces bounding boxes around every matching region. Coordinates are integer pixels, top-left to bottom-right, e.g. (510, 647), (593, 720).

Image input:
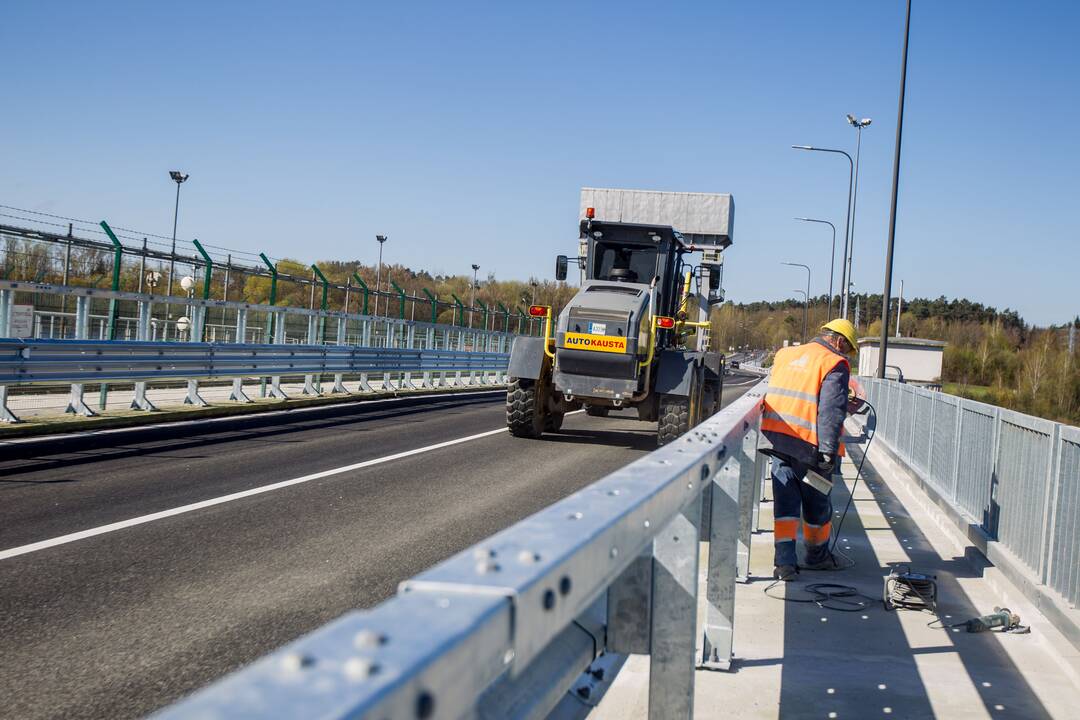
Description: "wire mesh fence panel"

(955, 400), (997, 528)
(912, 388), (934, 473)
(898, 384), (916, 460)
(993, 409), (1055, 573)
(929, 394), (959, 499)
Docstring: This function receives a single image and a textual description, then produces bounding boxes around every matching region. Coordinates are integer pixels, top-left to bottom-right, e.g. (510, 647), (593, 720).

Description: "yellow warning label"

(564, 332), (627, 353)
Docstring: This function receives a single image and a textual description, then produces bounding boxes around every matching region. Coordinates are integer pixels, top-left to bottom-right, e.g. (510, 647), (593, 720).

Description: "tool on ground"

(883, 566), (938, 612)
(962, 607), (1028, 633)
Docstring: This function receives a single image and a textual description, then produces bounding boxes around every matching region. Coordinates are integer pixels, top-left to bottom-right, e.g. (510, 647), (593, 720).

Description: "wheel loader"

(506, 188), (733, 446)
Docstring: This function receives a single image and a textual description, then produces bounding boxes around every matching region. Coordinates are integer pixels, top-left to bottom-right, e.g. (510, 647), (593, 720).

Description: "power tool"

(962, 607), (1025, 633)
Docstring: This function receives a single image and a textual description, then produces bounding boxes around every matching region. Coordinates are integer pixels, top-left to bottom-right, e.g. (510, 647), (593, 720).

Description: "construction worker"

(759, 319), (858, 581)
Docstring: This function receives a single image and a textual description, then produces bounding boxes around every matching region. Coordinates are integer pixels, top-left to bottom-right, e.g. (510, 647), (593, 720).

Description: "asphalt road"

(0, 373), (760, 720)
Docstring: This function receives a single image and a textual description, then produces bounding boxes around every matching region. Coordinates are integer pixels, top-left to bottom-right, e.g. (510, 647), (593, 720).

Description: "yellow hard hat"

(821, 318), (858, 353)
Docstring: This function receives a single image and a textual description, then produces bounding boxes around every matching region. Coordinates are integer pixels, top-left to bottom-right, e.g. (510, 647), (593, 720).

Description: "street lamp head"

(376, 235), (387, 244)
(169, 171), (189, 184)
(847, 115), (872, 128)
(846, 114), (857, 126)
(791, 145), (813, 150)
(471, 264), (480, 271)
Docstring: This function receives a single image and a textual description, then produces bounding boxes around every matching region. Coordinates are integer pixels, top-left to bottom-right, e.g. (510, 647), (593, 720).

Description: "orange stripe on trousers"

(774, 518), (799, 542)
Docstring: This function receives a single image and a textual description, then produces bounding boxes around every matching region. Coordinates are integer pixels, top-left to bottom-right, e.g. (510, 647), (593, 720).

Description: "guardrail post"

(607, 551), (653, 654)
(230, 309), (253, 403)
(0, 288), (12, 337)
(0, 291), (18, 418)
(700, 439), (748, 672)
(331, 316), (349, 394)
(269, 309), (288, 400)
(403, 323), (419, 389)
(650, 497), (702, 718)
(184, 304), (209, 407)
(65, 295), (96, 417)
(0, 385), (17, 423)
(303, 314), (320, 395)
(130, 299), (158, 411)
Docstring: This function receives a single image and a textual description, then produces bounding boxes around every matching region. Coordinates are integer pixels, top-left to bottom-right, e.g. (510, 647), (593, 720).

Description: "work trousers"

(772, 456), (833, 567)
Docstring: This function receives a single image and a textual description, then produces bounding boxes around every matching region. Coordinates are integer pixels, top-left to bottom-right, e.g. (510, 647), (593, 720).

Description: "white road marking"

(0, 424), (509, 561)
(1, 407), (585, 561)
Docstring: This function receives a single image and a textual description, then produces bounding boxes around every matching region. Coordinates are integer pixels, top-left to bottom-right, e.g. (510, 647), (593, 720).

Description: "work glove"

(816, 452), (835, 476)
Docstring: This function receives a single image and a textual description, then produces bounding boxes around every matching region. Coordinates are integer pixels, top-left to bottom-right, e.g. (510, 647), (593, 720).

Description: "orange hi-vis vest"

(762, 342), (850, 454)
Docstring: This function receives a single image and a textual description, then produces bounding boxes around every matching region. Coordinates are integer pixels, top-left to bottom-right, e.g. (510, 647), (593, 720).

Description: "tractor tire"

(657, 395), (691, 446)
(507, 378), (546, 438)
(586, 405), (609, 418)
(545, 411), (565, 432)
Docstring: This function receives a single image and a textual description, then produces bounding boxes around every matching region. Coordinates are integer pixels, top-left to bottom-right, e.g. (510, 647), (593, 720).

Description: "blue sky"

(2, 1), (1077, 325)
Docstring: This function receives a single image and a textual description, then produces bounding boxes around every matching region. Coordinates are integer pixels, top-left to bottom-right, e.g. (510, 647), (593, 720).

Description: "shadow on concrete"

(769, 444), (1052, 719)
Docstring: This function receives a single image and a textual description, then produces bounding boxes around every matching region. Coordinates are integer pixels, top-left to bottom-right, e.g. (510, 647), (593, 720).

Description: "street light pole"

(846, 114), (872, 316)
(794, 217), (836, 319)
(792, 289), (808, 343)
(878, 0), (912, 379)
(782, 262), (811, 341)
(470, 264), (480, 329)
(792, 146), (854, 318)
(167, 170), (189, 297)
(375, 235), (387, 317)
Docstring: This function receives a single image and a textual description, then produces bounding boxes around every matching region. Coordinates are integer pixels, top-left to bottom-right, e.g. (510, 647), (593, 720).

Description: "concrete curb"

(0, 385), (506, 441)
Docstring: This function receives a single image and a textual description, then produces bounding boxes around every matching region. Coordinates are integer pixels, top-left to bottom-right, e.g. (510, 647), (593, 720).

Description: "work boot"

(773, 564), (798, 582)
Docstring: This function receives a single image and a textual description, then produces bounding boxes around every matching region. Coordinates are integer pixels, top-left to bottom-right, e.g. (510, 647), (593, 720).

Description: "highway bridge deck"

(0, 374), (760, 719)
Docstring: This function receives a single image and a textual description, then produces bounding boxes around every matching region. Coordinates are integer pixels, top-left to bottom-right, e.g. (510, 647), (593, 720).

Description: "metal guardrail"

(156, 379), (770, 720)
(862, 378), (1080, 608)
(0, 280), (515, 422)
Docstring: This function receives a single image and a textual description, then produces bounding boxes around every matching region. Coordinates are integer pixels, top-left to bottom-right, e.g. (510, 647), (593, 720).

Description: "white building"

(857, 337), (946, 386)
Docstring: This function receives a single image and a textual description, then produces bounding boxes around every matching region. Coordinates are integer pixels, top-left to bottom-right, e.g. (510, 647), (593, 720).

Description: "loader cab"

(580, 220), (687, 317)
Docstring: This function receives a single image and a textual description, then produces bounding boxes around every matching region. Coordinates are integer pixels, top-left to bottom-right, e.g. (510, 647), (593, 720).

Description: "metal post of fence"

(451, 293), (465, 327)
(259, 253), (278, 398)
(351, 272), (369, 316)
(98, 221), (124, 411)
(389, 279), (406, 320)
(422, 287), (438, 324)
(650, 497), (702, 718)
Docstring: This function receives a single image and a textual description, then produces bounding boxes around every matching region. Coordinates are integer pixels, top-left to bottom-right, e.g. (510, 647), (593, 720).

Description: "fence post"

(269, 309), (288, 399)
(351, 272), (370, 316)
(389, 280), (406, 320)
(97, 221), (124, 411)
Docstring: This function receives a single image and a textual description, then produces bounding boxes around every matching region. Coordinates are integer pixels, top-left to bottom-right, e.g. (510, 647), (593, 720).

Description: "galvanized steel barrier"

(156, 379), (770, 720)
(862, 378), (1080, 609)
(0, 279), (514, 422)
